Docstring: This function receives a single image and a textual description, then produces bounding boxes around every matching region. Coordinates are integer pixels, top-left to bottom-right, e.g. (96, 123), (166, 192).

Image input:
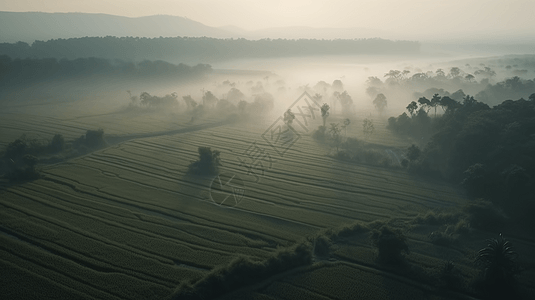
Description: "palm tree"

(476, 233), (517, 284)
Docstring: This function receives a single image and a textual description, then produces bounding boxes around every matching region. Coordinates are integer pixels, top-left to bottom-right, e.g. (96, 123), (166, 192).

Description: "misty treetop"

(475, 76), (535, 105)
(0, 36), (420, 62)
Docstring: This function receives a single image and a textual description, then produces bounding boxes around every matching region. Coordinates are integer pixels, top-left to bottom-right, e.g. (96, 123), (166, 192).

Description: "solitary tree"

(342, 118), (351, 137)
(321, 103), (330, 127)
(406, 101), (419, 117)
(373, 94), (387, 113)
(187, 147), (221, 175)
(465, 74), (475, 82)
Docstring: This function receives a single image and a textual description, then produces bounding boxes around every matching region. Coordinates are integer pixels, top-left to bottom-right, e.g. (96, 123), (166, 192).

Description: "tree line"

(0, 55), (212, 89)
(1, 129), (106, 181)
(0, 36), (420, 62)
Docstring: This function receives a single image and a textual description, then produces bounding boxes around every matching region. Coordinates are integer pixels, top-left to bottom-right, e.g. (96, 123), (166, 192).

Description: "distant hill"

(0, 11), (236, 43)
(0, 11), (392, 44)
(240, 26), (389, 40)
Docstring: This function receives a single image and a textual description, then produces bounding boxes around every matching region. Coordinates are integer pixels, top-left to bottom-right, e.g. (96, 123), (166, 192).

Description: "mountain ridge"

(0, 11), (392, 43)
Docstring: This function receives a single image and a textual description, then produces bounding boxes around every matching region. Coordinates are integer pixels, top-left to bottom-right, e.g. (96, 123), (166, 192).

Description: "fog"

(2, 3), (535, 300)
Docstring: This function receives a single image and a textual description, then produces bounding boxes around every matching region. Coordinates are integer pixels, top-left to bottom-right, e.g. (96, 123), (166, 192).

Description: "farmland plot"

(2, 110), (535, 300)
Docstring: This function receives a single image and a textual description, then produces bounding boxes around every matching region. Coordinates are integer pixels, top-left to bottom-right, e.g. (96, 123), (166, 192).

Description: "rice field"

(1, 101), (535, 300)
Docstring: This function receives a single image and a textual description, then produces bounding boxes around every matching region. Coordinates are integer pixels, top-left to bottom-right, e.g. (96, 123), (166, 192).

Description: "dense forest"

(0, 36), (420, 62)
(0, 55), (212, 89)
(388, 94), (535, 226)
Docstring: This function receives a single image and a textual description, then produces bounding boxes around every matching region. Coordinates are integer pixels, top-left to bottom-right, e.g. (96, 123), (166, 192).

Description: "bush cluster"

(171, 241), (313, 300)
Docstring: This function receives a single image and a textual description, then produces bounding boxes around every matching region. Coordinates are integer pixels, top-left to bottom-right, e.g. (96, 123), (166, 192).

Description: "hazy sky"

(1, 0), (533, 37)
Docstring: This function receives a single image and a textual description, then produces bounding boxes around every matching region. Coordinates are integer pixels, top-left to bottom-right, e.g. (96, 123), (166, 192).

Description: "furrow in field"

(67, 155), (385, 225)
(44, 134), (457, 230)
(3, 188), (239, 269)
(36, 172), (302, 244)
(0, 223), (179, 291)
(0, 235), (174, 300)
(14, 183), (274, 260)
(0, 199), (199, 286)
(144, 128), (460, 209)
(87, 137), (436, 215)
(0, 257), (110, 300)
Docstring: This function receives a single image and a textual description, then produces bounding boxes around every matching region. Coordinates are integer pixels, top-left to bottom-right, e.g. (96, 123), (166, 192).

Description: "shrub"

(313, 235), (332, 257)
(411, 210), (460, 226)
(187, 147), (221, 176)
(4, 139), (27, 159)
(370, 225), (409, 264)
(74, 129), (106, 149)
(5, 154), (40, 181)
(85, 129), (106, 148)
(49, 134), (65, 152)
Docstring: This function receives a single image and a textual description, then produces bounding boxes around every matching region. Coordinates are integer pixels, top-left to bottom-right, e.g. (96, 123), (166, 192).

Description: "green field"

(1, 97), (535, 300)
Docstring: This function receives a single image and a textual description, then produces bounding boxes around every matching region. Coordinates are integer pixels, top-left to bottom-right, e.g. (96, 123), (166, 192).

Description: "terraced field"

(2, 103), (535, 300)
